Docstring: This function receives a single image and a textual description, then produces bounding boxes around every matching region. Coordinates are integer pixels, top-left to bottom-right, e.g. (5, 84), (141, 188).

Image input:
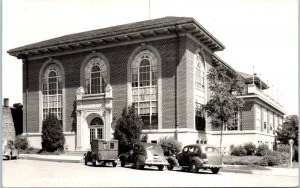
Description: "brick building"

(8, 17), (284, 151)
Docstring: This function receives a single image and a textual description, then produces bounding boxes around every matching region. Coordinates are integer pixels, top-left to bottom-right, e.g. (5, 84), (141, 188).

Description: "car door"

(181, 146), (191, 166)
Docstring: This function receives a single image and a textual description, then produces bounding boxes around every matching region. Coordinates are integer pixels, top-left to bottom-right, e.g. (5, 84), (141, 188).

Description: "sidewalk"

(18, 154), (299, 177)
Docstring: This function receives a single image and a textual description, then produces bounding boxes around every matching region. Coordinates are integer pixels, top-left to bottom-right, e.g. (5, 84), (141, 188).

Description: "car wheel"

(92, 160), (97, 167)
(190, 161), (199, 173)
(211, 168), (220, 174)
(113, 162), (117, 167)
(135, 161), (144, 170)
(167, 165), (174, 170)
(8, 152), (12, 160)
(121, 160), (126, 167)
(158, 165), (164, 171)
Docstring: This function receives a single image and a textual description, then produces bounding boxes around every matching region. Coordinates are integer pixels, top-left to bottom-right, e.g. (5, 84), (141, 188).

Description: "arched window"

(89, 117), (104, 142)
(195, 54), (205, 104)
(195, 54), (206, 131)
(131, 50), (158, 129)
(84, 57), (107, 94)
(42, 64), (63, 124)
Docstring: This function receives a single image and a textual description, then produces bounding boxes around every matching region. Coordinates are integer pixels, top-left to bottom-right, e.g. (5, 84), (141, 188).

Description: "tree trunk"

(220, 122), (223, 164)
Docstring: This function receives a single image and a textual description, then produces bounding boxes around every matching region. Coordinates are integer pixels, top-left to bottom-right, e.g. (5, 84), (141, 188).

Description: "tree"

(113, 104), (143, 154)
(204, 64), (245, 157)
(41, 114), (65, 152)
(276, 115), (298, 146)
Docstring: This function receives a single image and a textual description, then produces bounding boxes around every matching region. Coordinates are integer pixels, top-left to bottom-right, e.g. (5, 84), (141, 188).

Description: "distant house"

(8, 17), (284, 152)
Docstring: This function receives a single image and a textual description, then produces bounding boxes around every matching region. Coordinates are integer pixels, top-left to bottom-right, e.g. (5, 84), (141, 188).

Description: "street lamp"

(289, 139), (294, 168)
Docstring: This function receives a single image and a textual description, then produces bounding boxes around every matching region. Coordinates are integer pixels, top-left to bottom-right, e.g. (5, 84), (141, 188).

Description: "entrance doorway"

(89, 117), (104, 142)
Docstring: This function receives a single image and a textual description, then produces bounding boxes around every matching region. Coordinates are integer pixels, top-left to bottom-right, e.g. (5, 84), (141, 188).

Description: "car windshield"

(205, 147), (218, 153)
(145, 145), (163, 154)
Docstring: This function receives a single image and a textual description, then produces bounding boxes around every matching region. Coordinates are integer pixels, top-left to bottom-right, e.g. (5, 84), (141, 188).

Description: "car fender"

(119, 153), (129, 161)
(191, 156), (203, 167)
(134, 154), (145, 165)
(167, 156), (179, 167)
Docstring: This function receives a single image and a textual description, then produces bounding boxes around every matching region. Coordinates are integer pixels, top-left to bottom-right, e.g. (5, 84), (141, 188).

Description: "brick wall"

(23, 37), (189, 133)
(2, 107), (16, 141)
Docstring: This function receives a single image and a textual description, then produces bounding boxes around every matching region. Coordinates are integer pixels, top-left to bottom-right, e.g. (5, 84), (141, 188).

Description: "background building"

(8, 17), (284, 152)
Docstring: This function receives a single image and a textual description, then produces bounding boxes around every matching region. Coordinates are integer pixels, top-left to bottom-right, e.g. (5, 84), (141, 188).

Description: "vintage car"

(84, 139), (118, 167)
(167, 144), (222, 174)
(2, 140), (19, 160)
(119, 142), (169, 171)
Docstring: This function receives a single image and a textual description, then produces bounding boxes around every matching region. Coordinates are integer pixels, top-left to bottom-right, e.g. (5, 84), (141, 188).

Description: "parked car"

(2, 140), (19, 160)
(167, 144), (222, 174)
(119, 142), (169, 171)
(84, 139), (118, 167)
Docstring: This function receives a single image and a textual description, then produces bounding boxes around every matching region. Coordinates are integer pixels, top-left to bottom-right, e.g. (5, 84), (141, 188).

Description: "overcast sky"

(3, 0), (298, 115)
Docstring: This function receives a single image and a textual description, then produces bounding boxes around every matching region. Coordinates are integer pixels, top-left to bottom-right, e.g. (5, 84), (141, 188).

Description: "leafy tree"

(204, 64), (245, 156)
(276, 115), (298, 146)
(113, 104), (143, 154)
(41, 114), (65, 152)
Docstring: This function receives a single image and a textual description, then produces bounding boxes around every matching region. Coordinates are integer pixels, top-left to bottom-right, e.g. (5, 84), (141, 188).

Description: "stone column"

(105, 84), (113, 140)
(76, 87), (84, 150)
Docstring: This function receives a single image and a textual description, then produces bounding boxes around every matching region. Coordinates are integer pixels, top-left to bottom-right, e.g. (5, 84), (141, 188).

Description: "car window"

(145, 145), (163, 154)
(183, 147), (188, 153)
(188, 147), (194, 153)
(194, 147), (199, 154)
(205, 147), (218, 153)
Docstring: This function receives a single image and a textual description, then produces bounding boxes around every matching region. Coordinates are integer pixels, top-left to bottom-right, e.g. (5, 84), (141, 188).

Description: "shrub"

(158, 136), (181, 156)
(41, 114), (65, 152)
(270, 151), (290, 164)
(263, 154), (280, 166)
(229, 145), (247, 156)
(223, 155), (265, 166)
(244, 142), (257, 156)
(15, 134), (29, 150)
(256, 144), (270, 156)
(277, 144), (290, 153)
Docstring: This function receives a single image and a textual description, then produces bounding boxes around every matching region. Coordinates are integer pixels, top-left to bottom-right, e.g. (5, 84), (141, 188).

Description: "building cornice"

(8, 17), (225, 60)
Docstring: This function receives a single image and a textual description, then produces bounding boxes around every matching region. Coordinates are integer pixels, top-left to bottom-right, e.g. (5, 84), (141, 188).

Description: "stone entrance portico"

(75, 85), (113, 151)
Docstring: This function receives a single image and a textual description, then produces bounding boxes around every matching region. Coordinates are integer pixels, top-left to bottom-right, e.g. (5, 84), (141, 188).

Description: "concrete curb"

(221, 168), (253, 174)
(19, 155), (84, 163)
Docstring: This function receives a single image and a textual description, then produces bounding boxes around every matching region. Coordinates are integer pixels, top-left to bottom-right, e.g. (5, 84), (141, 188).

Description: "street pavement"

(18, 153), (299, 176)
(2, 159), (298, 187)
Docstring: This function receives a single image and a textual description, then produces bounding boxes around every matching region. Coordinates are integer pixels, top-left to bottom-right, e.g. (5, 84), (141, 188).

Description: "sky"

(2, 0), (298, 115)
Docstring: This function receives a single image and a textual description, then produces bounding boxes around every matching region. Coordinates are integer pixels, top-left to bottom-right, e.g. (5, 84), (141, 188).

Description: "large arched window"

(42, 64), (63, 123)
(195, 54), (205, 104)
(195, 53), (206, 131)
(84, 57), (108, 94)
(131, 50), (158, 129)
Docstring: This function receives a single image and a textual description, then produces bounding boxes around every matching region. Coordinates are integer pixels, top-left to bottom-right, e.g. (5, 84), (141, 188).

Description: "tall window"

(195, 54), (205, 104)
(195, 54), (206, 131)
(84, 57), (107, 94)
(89, 117), (104, 142)
(131, 50), (158, 129)
(42, 64), (63, 123)
(255, 105), (261, 131)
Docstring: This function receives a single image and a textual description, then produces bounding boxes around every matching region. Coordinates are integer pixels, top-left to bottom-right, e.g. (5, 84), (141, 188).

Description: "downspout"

(174, 25), (180, 140)
(23, 57), (28, 134)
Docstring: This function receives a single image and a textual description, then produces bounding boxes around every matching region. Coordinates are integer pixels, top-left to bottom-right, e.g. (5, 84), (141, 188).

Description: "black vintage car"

(167, 144), (223, 174)
(119, 142), (168, 171)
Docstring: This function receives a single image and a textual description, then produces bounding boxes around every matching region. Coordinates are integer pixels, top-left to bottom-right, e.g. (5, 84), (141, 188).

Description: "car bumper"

(145, 160), (169, 166)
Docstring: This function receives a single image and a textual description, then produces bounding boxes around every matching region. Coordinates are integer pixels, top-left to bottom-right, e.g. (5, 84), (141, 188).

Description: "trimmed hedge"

(256, 144), (271, 156)
(158, 136), (181, 156)
(229, 145), (247, 156)
(244, 142), (257, 156)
